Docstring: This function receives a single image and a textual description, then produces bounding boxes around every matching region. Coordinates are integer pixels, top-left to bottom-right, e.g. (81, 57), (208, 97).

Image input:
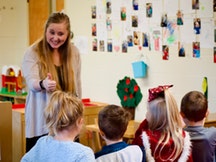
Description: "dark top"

(55, 65), (65, 91)
(184, 126), (216, 162)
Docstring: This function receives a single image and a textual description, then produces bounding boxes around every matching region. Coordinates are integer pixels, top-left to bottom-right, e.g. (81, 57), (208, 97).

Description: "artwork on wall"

(90, 0), (214, 62)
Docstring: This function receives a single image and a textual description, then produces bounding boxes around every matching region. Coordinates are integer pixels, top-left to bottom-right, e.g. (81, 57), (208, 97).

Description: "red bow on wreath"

(148, 85), (173, 102)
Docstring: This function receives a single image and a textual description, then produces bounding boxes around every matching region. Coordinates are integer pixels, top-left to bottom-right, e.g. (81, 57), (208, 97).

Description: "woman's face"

(46, 22), (68, 49)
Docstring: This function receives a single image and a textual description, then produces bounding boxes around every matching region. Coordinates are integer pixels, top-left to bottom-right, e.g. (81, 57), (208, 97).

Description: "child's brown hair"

(98, 104), (131, 140)
(180, 91), (208, 122)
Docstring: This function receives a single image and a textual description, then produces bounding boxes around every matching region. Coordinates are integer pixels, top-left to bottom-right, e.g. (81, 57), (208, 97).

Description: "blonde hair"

(34, 12), (75, 92)
(147, 89), (184, 161)
(44, 90), (84, 136)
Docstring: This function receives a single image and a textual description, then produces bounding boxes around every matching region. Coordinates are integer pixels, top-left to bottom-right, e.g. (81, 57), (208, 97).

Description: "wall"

(65, 0), (216, 120)
(0, 0), (28, 87)
(0, 1), (215, 121)
(0, 0), (28, 67)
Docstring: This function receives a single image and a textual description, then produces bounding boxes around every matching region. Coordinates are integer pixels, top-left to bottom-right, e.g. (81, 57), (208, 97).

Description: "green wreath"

(117, 76), (143, 108)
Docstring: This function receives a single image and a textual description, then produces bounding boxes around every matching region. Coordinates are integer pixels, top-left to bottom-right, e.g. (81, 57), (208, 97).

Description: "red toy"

(1, 65), (25, 94)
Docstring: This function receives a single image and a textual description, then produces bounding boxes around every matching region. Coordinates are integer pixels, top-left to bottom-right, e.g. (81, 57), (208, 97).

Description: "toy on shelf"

(1, 65), (26, 95)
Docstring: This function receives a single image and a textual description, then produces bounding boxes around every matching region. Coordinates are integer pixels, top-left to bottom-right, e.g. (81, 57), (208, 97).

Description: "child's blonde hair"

(147, 89), (184, 161)
(44, 90), (84, 136)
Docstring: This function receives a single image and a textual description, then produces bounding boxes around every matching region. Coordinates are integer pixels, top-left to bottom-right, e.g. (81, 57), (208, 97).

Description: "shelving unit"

(0, 93), (26, 104)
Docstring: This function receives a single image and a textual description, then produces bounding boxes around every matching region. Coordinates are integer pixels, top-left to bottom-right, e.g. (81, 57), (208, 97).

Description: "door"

(28, 0), (64, 45)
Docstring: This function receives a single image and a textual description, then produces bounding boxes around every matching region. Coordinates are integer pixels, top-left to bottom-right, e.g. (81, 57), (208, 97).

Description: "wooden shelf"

(0, 93), (26, 104)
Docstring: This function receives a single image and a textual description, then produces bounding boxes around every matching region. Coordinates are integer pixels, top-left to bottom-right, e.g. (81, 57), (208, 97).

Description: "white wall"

(0, 0), (215, 121)
(0, 0), (28, 90)
(65, 0), (216, 121)
(0, 0), (28, 67)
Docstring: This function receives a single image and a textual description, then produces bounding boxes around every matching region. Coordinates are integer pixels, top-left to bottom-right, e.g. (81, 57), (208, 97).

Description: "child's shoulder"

(185, 126), (216, 139)
(205, 126), (216, 135)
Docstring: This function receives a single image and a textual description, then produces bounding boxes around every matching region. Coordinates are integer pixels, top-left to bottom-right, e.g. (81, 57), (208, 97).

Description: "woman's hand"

(43, 73), (56, 92)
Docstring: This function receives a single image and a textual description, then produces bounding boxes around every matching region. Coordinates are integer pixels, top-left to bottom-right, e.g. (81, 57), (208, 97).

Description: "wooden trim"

(28, 0), (50, 45)
(56, 0), (64, 12)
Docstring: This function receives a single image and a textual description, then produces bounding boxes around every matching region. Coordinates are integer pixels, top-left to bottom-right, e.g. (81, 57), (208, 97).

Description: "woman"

(22, 12), (81, 152)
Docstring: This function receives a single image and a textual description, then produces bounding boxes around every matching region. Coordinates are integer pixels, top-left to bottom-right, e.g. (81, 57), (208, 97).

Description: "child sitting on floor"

(180, 90), (216, 162)
(21, 90), (95, 162)
(132, 85), (193, 162)
(95, 104), (145, 162)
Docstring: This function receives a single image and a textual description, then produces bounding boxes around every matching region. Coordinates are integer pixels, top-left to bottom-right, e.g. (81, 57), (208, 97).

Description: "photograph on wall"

(176, 10), (183, 25)
(161, 13), (168, 27)
(178, 42), (186, 57)
(133, 31), (140, 45)
(122, 41), (128, 53)
(214, 0), (216, 12)
(162, 45), (169, 60)
(146, 3), (152, 18)
(132, 15), (138, 27)
(214, 47), (216, 63)
(192, 0), (199, 10)
(193, 41), (200, 58)
(99, 40), (105, 52)
(92, 38), (98, 51)
(106, 17), (112, 31)
(106, 0), (112, 14)
(194, 18), (201, 34)
(133, 0), (139, 10)
(214, 28), (216, 42)
(142, 33), (149, 47)
(121, 7), (126, 21)
(91, 6), (96, 19)
(107, 39), (113, 52)
(127, 35), (133, 47)
(92, 23), (97, 36)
